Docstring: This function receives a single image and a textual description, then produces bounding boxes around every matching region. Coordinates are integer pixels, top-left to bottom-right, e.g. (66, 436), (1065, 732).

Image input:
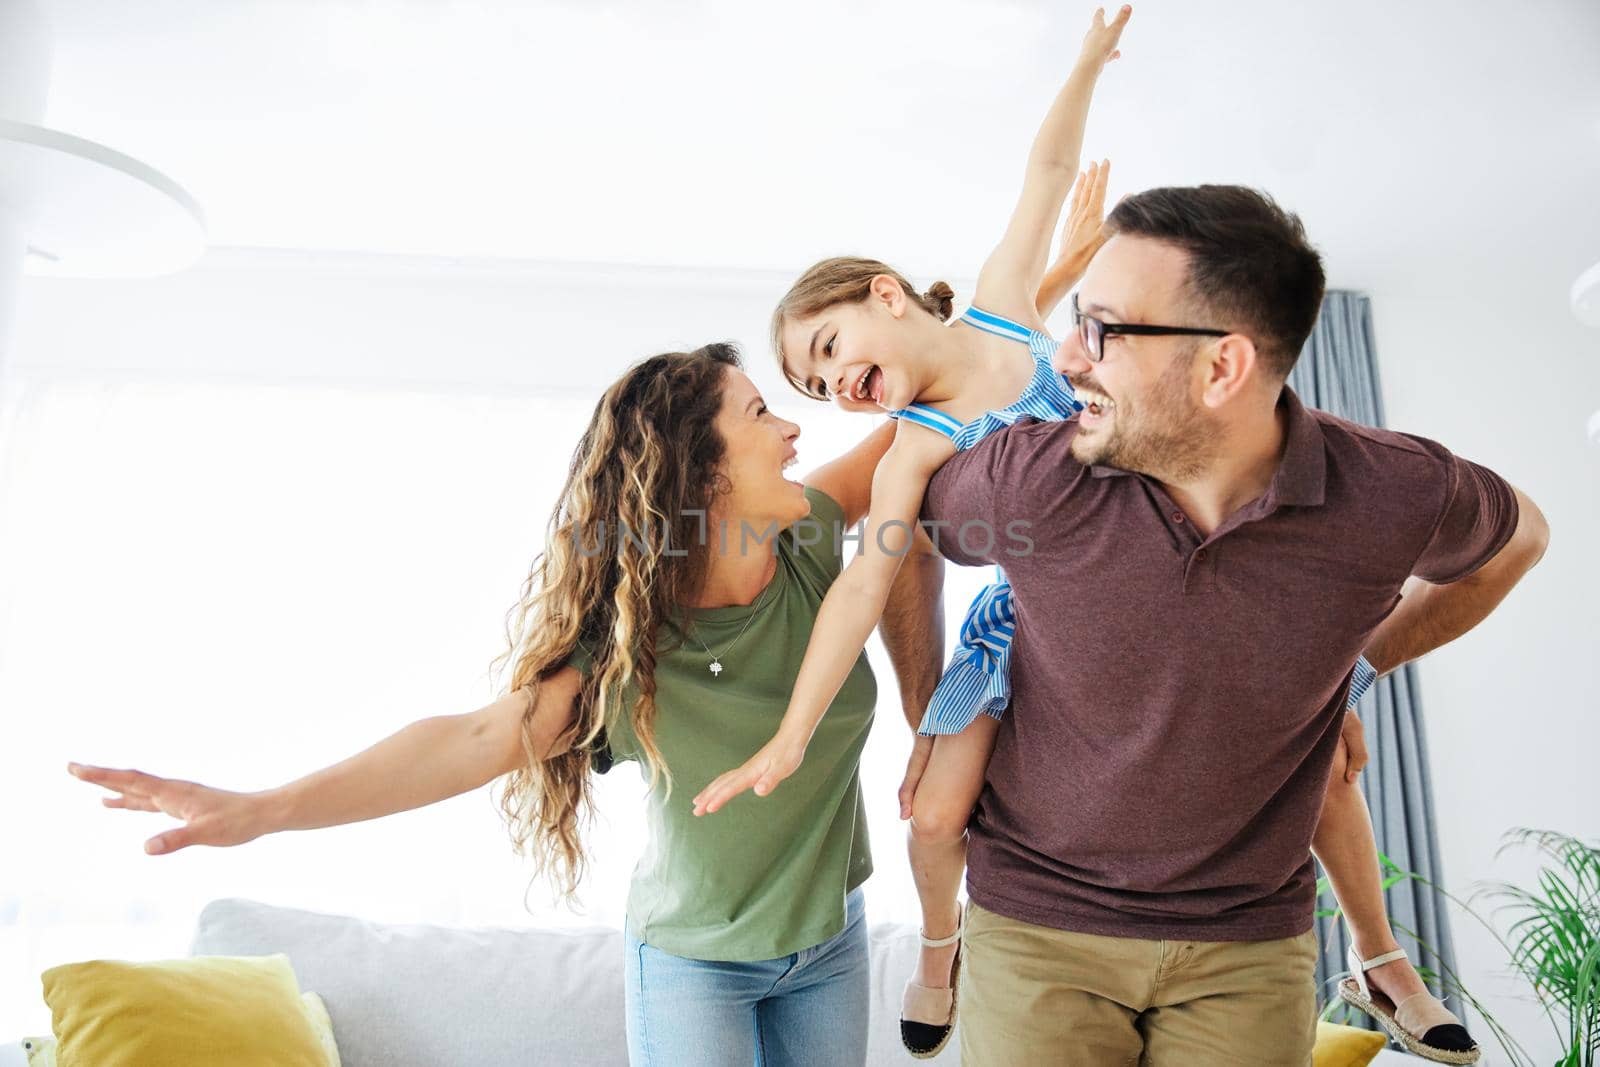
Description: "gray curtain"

(1289, 291), (1466, 1025)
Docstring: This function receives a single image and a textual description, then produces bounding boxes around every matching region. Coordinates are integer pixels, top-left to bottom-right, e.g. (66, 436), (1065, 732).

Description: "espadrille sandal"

(1338, 943), (1480, 1064)
(900, 916), (964, 1059)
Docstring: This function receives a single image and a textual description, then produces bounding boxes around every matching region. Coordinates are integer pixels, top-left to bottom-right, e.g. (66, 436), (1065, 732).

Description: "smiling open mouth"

(1077, 385), (1115, 419)
(851, 365), (884, 404)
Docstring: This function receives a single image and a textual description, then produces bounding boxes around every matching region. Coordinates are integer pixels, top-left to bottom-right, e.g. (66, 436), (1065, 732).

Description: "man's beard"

(1070, 351), (1221, 481)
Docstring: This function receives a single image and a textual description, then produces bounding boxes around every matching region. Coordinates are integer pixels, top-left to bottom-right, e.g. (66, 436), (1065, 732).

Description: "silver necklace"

(688, 558), (775, 677)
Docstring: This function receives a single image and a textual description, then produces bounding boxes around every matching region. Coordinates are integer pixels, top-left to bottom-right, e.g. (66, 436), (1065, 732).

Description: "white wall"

(4, 247), (1596, 1063)
(1370, 265), (1600, 1056)
(0, 250), (993, 1039)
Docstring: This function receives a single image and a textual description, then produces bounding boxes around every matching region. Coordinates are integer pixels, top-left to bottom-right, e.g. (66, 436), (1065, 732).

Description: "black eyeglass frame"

(1070, 292), (1232, 364)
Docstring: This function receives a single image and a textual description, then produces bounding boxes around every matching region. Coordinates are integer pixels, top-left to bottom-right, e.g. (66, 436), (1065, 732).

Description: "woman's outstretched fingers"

(145, 827), (192, 856)
(71, 760), (195, 855)
(102, 794), (160, 812)
(1073, 166), (1095, 227)
(70, 762), (266, 852)
(69, 763), (158, 797)
(1069, 168), (1090, 219)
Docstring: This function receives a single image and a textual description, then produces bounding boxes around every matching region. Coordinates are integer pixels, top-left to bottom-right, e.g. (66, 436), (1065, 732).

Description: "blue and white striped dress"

(889, 305), (1081, 737)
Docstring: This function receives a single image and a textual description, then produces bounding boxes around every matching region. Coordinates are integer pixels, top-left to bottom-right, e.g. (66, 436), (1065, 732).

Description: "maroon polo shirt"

(921, 387), (1519, 941)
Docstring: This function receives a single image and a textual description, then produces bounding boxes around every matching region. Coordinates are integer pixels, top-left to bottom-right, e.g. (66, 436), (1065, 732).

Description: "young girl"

(693, 6), (1478, 1064)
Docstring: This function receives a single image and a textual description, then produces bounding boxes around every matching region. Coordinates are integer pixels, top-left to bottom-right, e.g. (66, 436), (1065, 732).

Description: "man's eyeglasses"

(1070, 293), (1230, 364)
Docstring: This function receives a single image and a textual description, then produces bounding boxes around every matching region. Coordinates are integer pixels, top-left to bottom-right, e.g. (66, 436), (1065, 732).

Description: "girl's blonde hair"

(491, 343), (742, 899)
(771, 257), (955, 400)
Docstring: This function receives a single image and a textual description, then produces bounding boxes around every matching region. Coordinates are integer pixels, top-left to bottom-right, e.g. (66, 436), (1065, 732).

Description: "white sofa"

(188, 897), (958, 1067)
(8, 898), (1419, 1065)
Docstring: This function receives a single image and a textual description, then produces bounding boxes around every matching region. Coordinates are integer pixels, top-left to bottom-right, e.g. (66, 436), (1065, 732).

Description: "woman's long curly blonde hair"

(491, 343), (743, 900)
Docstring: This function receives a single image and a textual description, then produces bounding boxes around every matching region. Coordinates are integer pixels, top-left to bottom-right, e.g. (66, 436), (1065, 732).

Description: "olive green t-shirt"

(567, 486), (877, 961)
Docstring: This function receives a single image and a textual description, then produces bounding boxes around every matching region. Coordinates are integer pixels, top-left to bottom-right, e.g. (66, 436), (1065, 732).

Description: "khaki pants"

(959, 900), (1319, 1067)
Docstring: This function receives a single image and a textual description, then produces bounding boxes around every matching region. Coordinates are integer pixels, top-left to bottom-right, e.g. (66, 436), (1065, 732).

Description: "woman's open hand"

(691, 736), (807, 817)
(1055, 159), (1112, 279)
(67, 762), (270, 855)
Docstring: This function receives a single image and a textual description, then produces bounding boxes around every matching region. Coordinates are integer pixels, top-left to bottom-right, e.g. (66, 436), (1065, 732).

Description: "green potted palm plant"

(1317, 828), (1599, 1067)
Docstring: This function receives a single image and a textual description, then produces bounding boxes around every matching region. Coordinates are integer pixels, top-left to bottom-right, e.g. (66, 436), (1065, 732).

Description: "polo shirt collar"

(1087, 387), (1327, 510)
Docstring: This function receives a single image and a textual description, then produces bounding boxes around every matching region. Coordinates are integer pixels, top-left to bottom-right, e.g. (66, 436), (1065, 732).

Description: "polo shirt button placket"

(1201, 544), (1220, 589)
(1171, 512), (1194, 591)
(1184, 542), (1218, 591)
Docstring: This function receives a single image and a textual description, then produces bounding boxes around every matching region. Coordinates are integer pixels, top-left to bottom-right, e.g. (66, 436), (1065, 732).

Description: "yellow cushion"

(1313, 1020), (1389, 1067)
(298, 992), (342, 1067)
(40, 954), (333, 1067)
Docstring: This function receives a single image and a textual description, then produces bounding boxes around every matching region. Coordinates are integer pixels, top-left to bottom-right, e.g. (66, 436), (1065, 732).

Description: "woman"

(66, 93), (1121, 1063)
(68, 343), (899, 1065)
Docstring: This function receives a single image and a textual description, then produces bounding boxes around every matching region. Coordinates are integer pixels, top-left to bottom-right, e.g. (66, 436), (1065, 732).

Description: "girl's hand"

(691, 735), (808, 816)
(1338, 711), (1369, 783)
(68, 762), (269, 855)
(1054, 159), (1112, 279)
(1078, 5), (1132, 70)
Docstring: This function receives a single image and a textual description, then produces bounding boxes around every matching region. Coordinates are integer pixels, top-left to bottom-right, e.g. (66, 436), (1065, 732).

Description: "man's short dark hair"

(1106, 186), (1325, 380)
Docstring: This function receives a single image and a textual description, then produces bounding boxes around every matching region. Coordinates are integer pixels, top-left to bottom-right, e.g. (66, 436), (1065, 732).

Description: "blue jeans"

(623, 888), (870, 1067)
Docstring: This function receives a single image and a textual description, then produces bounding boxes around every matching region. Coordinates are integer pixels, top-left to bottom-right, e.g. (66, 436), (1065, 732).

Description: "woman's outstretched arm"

(68, 666), (582, 855)
(1036, 159), (1112, 320)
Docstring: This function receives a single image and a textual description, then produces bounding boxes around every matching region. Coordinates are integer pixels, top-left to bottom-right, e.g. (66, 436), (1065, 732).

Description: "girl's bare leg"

(906, 715), (1001, 992)
(1312, 754), (1431, 1006)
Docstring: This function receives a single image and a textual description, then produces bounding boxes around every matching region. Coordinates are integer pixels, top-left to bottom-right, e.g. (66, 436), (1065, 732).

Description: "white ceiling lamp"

(0, 0), (206, 372)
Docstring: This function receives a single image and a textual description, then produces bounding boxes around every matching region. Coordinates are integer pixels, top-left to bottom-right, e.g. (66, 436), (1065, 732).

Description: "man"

(882, 185), (1548, 1065)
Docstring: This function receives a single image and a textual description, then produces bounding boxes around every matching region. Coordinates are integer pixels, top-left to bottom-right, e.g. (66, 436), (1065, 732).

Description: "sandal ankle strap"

(1355, 947), (1410, 972)
(1345, 939), (1410, 1001)
(919, 914), (965, 948)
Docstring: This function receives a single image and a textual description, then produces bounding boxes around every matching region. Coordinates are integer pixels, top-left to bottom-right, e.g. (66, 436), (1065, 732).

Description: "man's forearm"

(880, 531), (946, 730)
(1364, 491), (1548, 675)
(1363, 576), (1466, 676)
(1364, 571), (1517, 676)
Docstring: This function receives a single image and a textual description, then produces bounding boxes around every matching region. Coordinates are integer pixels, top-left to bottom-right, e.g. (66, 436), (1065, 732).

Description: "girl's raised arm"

(972, 6), (1129, 328)
(692, 426), (953, 816)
